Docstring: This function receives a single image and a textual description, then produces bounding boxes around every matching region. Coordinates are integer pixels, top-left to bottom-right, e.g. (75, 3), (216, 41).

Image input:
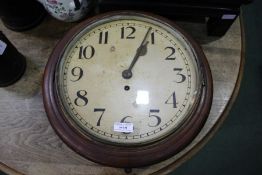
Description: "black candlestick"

(0, 31), (26, 87)
(0, 0), (46, 31)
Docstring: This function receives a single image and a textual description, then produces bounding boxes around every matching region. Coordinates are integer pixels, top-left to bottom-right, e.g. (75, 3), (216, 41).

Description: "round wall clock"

(43, 11), (213, 168)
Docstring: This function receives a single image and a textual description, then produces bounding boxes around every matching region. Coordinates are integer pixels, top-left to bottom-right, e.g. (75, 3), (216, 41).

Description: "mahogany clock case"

(43, 11), (213, 168)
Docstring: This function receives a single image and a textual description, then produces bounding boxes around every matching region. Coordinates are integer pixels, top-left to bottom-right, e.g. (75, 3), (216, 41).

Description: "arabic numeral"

(99, 31), (108, 44)
(148, 109), (161, 127)
(121, 26), (136, 39)
(70, 66), (83, 82)
(74, 90), (88, 107)
(94, 108), (105, 126)
(78, 45), (95, 59)
(165, 46), (176, 60)
(165, 91), (177, 108)
(173, 68), (186, 83)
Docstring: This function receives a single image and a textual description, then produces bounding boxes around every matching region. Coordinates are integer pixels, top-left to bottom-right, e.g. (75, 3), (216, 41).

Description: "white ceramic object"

(37, 0), (94, 22)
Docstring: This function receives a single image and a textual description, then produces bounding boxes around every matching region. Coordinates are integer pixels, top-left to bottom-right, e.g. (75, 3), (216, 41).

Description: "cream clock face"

(56, 15), (202, 145)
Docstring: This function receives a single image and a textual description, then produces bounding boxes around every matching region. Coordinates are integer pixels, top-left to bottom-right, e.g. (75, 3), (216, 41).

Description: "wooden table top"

(0, 16), (243, 175)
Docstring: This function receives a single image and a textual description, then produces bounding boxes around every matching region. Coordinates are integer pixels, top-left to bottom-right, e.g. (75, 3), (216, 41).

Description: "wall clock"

(43, 11), (213, 168)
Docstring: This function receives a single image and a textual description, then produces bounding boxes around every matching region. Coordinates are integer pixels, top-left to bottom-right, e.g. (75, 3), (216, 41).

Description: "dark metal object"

(0, 31), (26, 87)
(0, 0), (46, 31)
(97, 0), (252, 36)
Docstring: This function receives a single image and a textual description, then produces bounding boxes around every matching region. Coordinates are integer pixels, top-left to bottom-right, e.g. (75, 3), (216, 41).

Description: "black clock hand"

(122, 27), (152, 79)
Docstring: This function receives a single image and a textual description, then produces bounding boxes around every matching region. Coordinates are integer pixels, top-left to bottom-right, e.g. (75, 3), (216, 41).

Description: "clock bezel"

(43, 11), (213, 168)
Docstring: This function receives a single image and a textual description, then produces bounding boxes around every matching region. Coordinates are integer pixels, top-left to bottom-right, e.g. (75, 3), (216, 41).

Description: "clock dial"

(57, 18), (200, 145)
(43, 11), (212, 167)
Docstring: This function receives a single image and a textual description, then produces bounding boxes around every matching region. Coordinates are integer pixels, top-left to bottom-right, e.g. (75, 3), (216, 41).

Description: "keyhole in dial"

(124, 85), (130, 91)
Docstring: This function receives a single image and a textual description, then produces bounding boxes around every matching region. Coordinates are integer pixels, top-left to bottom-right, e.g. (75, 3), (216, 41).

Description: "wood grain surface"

(0, 16), (242, 175)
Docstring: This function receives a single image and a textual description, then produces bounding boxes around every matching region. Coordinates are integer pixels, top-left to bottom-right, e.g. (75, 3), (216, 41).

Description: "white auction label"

(222, 14), (236, 20)
(0, 40), (7, 55)
(114, 122), (134, 133)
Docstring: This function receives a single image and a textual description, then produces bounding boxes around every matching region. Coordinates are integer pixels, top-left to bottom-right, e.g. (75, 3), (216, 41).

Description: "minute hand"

(122, 27), (152, 79)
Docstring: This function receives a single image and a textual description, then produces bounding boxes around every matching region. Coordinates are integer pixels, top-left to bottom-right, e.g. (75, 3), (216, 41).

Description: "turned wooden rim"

(42, 11), (213, 168)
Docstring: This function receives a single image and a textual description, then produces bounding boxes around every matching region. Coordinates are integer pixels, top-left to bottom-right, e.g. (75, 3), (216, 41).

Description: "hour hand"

(137, 41), (148, 57)
(122, 27), (152, 79)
